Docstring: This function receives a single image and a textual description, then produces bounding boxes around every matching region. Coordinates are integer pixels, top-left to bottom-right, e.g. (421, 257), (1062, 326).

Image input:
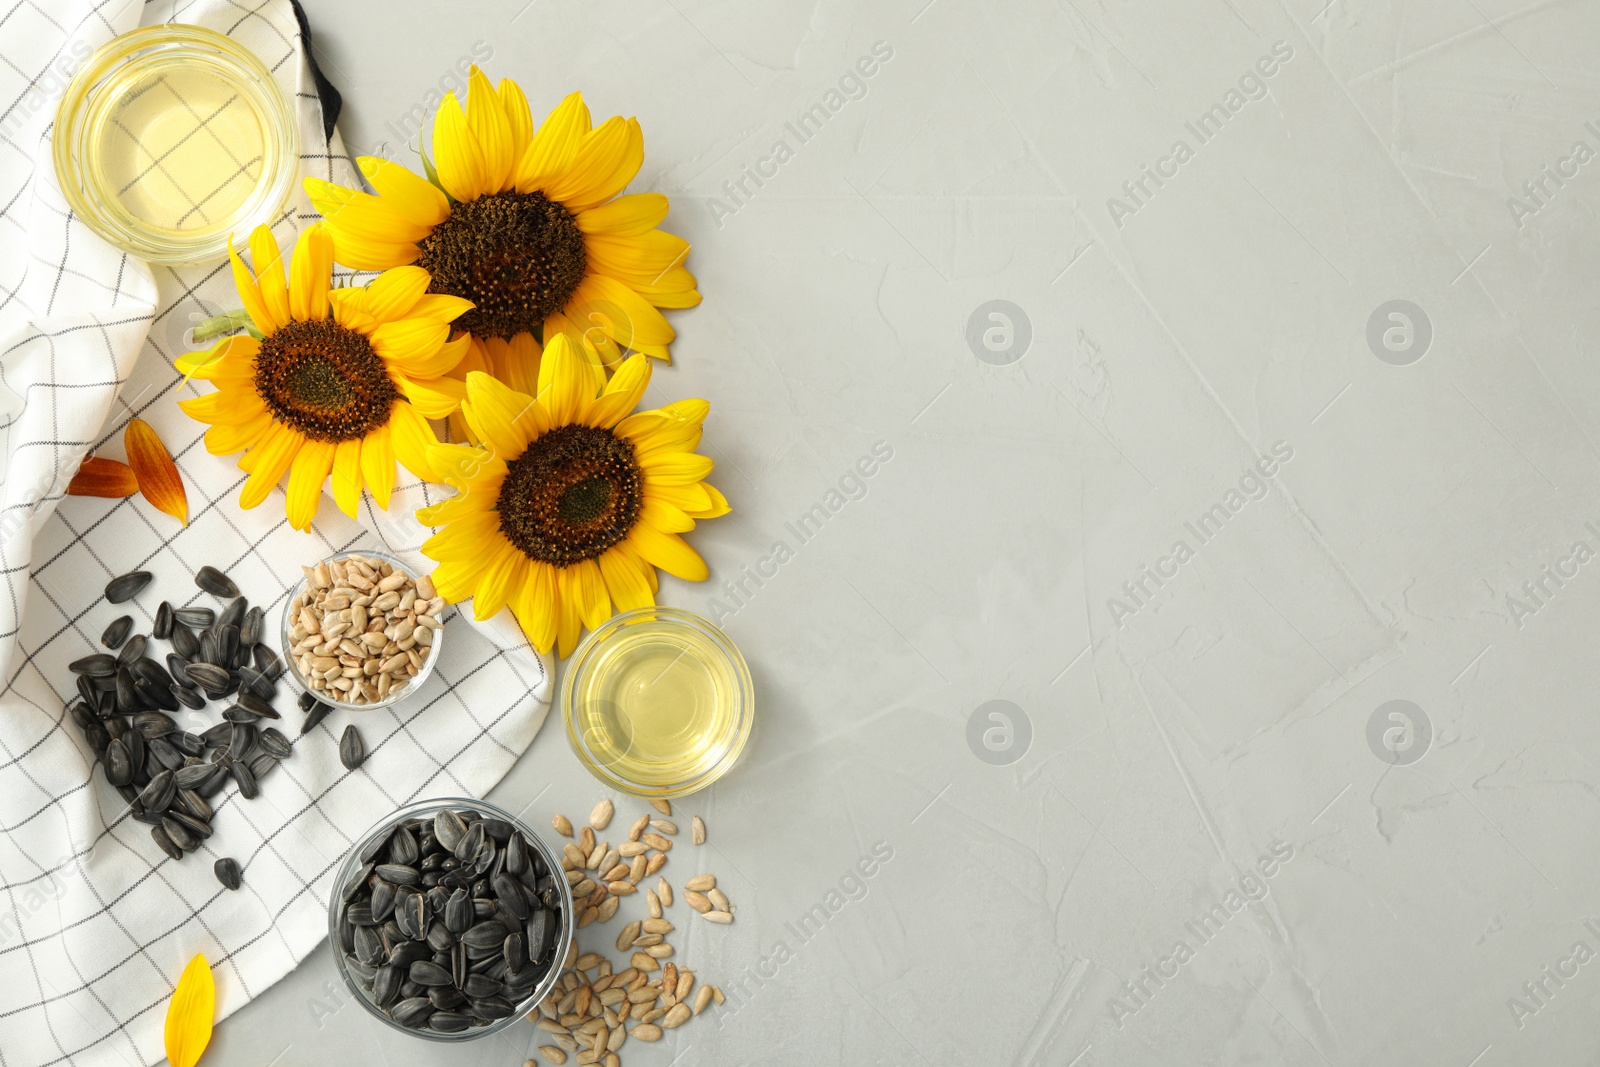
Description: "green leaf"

(419, 148), (455, 205)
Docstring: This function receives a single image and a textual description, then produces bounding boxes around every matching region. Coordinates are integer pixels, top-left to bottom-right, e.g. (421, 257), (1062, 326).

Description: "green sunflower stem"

(192, 309), (259, 344)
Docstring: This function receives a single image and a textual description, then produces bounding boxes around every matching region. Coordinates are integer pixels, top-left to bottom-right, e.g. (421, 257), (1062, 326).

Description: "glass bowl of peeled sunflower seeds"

(280, 549), (444, 711)
(329, 797), (574, 1041)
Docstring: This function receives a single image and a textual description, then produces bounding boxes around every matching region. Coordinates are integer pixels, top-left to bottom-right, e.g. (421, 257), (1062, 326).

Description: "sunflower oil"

(77, 47), (270, 240)
(570, 617), (741, 789)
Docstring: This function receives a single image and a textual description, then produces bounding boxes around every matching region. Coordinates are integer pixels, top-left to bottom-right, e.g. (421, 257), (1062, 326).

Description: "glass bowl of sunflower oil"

(560, 607), (753, 799)
(53, 24), (298, 264)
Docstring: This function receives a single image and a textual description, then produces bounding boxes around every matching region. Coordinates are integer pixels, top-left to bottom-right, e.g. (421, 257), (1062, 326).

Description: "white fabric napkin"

(0, 2), (550, 1064)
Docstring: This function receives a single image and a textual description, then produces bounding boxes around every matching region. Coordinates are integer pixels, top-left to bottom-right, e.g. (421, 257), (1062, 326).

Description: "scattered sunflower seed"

(101, 616), (132, 649)
(195, 566), (239, 598)
(339, 724), (364, 770)
(105, 571), (152, 604)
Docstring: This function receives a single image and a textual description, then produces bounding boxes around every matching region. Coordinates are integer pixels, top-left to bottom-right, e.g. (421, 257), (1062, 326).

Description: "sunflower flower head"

(419, 333), (729, 657)
(305, 68), (700, 391)
(177, 223), (474, 531)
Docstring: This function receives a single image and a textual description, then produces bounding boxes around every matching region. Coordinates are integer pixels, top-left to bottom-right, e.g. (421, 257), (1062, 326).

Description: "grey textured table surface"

(211, 1), (1600, 1064)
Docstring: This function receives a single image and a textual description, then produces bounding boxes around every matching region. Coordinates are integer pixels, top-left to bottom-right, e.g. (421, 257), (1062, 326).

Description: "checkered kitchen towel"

(0, 2), (551, 1064)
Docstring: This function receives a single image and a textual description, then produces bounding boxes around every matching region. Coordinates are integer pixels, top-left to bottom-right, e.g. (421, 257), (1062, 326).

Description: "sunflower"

(419, 333), (728, 657)
(304, 68), (699, 389)
(176, 223), (474, 531)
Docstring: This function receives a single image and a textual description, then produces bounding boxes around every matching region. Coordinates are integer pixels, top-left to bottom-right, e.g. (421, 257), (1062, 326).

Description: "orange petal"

(66, 456), (139, 498)
(124, 419), (188, 526)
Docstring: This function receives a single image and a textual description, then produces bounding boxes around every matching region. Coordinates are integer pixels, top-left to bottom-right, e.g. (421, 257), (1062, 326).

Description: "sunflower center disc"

(498, 424), (641, 566)
(417, 190), (587, 340)
(253, 319), (399, 442)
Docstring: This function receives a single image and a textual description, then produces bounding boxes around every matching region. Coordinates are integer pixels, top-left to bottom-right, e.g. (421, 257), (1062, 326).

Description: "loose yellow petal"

(331, 437), (363, 518)
(516, 91), (590, 193)
(358, 155), (451, 227)
(432, 91), (487, 202)
(249, 225), (291, 328)
(164, 954), (215, 1067)
(466, 66), (513, 193)
(288, 223), (333, 321)
(285, 439), (335, 531)
(360, 423), (395, 508)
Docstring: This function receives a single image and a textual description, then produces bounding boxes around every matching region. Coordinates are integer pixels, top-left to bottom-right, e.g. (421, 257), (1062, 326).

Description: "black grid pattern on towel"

(0, 3), (548, 1065)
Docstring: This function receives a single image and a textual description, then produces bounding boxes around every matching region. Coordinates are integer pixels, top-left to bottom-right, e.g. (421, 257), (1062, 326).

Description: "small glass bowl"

(53, 24), (299, 263)
(280, 549), (442, 712)
(328, 797), (574, 1042)
(560, 606), (754, 799)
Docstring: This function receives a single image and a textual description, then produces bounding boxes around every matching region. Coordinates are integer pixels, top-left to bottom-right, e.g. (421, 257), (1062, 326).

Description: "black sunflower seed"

(241, 606), (264, 647)
(171, 684), (205, 710)
(471, 995), (514, 1020)
(104, 739), (133, 786)
(198, 630), (220, 667)
(170, 620), (200, 659)
(122, 726), (145, 769)
(502, 931), (525, 972)
(217, 596), (246, 632)
(171, 731), (204, 757)
(388, 826), (418, 866)
(106, 571), (152, 604)
(300, 701), (330, 736)
(152, 601), (173, 640)
(116, 634), (147, 667)
(229, 757), (259, 800)
(345, 903), (375, 926)
(184, 662), (230, 696)
(166, 809), (212, 841)
(69, 653), (118, 677)
(462, 972), (500, 999)
(425, 921), (454, 953)
(443, 888), (473, 933)
(150, 824), (182, 861)
(389, 997), (432, 1028)
(222, 706), (259, 724)
(376, 863), (420, 886)
(195, 566), (238, 598)
(249, 752), (277, 780)
(235, 691), (278, 719)
(408, 960), (452, 986)
(200, 722), (231, 748)
(174, 787), (212, 822)
(461, 921), (506, 951)
(339, 724), (364, 770)
(238, 665), (275, 701)
(132, 711), (176, 739)
(69, 702), (94, 730)
(453, 821), (485, 864)
(372, 965), (400, 1007)
(491, 874), (527, 920)
(217, 624), (239, 667)
(148, 736), (183, 770)
(173, 606), (214, 629)
(254, 644), (284, 680)
(101, 616), (132, 649)
(139, 770), (176, 813)
(114, 666), (141, 713)
(164, 653), (192, 686)
(527, 909), (550, 963)
(136, 678), (178, 712)
(229, 721), (255, 758)
(427, 1010), (471, 1033)
(353, 924), (384, 966)
(162, 815), (199, 852)
(432, 808), (467, 853)
(257, 727), (291, 759)
(174, 763), (218, 790)
(370, 879), (397, 923)
(214, 857), (242, 890)
(131, 656), (173, 689)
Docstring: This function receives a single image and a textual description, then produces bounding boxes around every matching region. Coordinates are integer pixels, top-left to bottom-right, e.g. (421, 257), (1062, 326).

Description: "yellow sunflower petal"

(627, 523), (708, 582)
(627, 417), (703, 458)
(285, 440), (334, 531)
(303, 177), (436, 243)
(388, 400), (441, 481)
(689, 481), (730, 518)
(597, 546), (654, 613)
(288, 224), (333, 321)
(331, 437), (363, 518)
(432, 91), (488, 203)
(465, 66), (513, 194)
(543, 313), (614, 388)
(581, 352), (651, 428)
(544, 116), (643, 213)
(369, 317), (451, 369)
(471, 545), (523, 621)
(360, 266), (433, 322)
(358, 155), (451, 227)
(388, 331), (471, 380)
(396, 374), (465, 420)
(572, 558), (610, 630)
(571, 274), (676, 348)
(360, 423), (395, 507)
(511, 559), (558, 654)
(576, 193), (669, 237)
(422, 509), (504, 560)
(536, 334), (593, 427)
(177, 334), (258, 382)
(645, 480), (712, 513)
(484, 332), (542, 396)
(407, 294), (475, 324)
(249, 226), (291, 327)
(637, 451), (714, 484)
(462, 370), (541, 458)
(498, 79), (533, 167)
(415, 481), (496, 526)
(555, 566), (584, 658)
(227, 238), (277, 335)
(515, 91), (590, 193)
(640, 497), (694, 533)
(178, 385), (265, 425)
(322, 228), (419, 272)
(204, 408), (273, 456)
(430, 550), (499, 603)
(238, 422), (302, 510)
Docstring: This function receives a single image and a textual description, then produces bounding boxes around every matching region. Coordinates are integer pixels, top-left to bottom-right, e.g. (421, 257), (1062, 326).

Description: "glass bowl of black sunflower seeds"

(329, 797), (573, 1041)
